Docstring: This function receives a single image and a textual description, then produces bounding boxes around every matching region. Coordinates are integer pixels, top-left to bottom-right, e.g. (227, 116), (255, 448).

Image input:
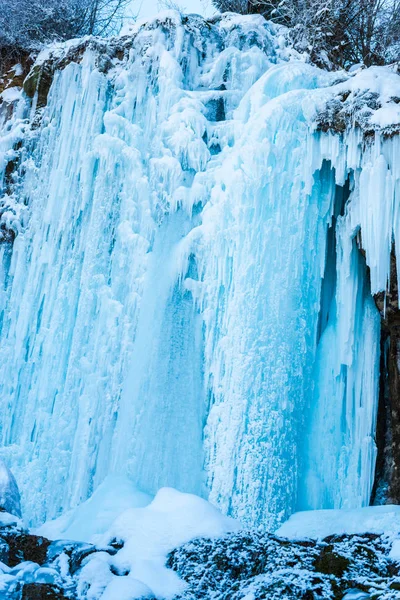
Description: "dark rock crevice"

(371, 245), (400, 505)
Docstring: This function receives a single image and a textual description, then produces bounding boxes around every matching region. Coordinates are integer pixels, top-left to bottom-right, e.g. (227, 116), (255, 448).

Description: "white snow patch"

(101, 576), (153, 599)
(36, 476), (151, 542)
(390, 539), (400, 561)
(370, 104), (400, 128)
(0, 87), (23, 103)
(0, 512), (23, 529)
(277, 505), (400, 540)
(342, 591), (370, 600)
(344, 66), (400, 102)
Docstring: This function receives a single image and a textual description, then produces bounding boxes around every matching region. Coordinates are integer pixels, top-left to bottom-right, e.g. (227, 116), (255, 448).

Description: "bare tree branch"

(0, 0), (132, 67)
(213, 0), (400, 67)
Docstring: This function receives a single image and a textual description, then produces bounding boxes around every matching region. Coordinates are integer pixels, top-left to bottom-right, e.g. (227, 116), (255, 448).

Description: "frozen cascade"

(0, 11), (399, 528)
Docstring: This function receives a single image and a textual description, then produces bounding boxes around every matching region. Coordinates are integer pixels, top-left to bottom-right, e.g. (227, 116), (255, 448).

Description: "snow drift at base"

(0, 485), (395, 600)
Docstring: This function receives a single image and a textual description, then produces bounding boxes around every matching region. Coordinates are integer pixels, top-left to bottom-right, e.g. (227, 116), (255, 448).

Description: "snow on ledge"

(277, 505), (400, 541)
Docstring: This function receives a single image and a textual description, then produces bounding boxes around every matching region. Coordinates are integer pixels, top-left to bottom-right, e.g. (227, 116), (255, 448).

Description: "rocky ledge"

(1, 518), (400, 599)
(0, 514), (118, 598)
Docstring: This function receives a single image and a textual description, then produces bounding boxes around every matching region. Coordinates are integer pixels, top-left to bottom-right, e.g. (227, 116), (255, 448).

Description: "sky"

(130, 0), (215, 21)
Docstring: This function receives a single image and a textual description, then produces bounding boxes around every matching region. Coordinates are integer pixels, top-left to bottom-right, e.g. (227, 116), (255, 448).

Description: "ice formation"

(0, 459), (21, 517)
(0, 11), (400, 530)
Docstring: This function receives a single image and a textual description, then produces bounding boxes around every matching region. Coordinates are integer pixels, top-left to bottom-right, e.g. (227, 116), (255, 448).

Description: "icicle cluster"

(0, 11), (399, 529)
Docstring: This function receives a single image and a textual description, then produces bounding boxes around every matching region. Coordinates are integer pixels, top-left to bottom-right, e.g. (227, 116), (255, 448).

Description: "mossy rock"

(313, 545), (350, 577)
(23, 64), (54, 108)
(21, 583), (68, 599)
(0, 529), (52, 567)
(390, 580), (400, 590)
(22, 65), (40, 97)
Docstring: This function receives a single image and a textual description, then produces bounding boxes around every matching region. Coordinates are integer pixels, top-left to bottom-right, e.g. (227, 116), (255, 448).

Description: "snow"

(34, 36), (91, 65)
(303, 65), (400, 136)
(278, 505), (400, 577)
(0, 87), (23, 103)
(36, 475), (152, 542)
(390, 539), (400, 561)
(0, 560), (60, 594)
(344, 66), (400, 102)
(0, 511), (23, 529)
(370, 104), (400, 128)
(78, 487), (240, 599)
(100, 576), (153, 600)
(342, 591), (370, 600)
(277, 505), (400, 540)
(0, 11), (399, 533)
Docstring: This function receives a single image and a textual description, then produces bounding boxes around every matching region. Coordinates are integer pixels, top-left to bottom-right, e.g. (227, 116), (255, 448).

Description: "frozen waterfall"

(0, 11), (399, 529)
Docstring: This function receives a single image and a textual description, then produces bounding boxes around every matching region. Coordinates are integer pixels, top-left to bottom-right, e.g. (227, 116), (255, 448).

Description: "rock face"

(0, 519), (112, 599)
(21, 583), (68, 599)
(1, 530), (52, 567)
(371, 246), (400, 505)
(1, 518), (400, 599)
(167, 530), (400, 599)
(0, 55), (32, 96)
(315, 81), (400, 138)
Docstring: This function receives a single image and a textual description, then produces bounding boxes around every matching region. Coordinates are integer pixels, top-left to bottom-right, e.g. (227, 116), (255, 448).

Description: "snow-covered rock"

(1, 484), (400, 599)
(0, 486), (240, 599)
(0, 460), (21, 519)
(312, 65), (400, 136)
(80, 487), (240, 599)
(166, 527), (400, 600)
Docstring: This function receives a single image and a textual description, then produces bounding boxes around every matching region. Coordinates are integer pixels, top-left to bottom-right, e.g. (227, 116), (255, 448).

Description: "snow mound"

(36, 475), (152, 542)
(79, 487), (241, 599)
(277, 505), (400, 540)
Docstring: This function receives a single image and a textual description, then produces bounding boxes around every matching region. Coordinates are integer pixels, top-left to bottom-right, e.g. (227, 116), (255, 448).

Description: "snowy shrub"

(213, 0), (400, 68)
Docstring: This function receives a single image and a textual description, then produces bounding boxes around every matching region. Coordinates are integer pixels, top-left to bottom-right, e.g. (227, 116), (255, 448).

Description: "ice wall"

(0, 12), (399, 528)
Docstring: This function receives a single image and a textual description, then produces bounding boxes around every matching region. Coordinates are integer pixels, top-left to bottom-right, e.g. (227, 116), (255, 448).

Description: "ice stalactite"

(301, 130), (400, 512)
(299, 167), (380, 511)
(0, 12), (399, 528)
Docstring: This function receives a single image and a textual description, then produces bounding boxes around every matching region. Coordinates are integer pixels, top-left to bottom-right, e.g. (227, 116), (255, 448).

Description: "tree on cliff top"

(212, 0), (400, 68)
(0, 0), (130, 63)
